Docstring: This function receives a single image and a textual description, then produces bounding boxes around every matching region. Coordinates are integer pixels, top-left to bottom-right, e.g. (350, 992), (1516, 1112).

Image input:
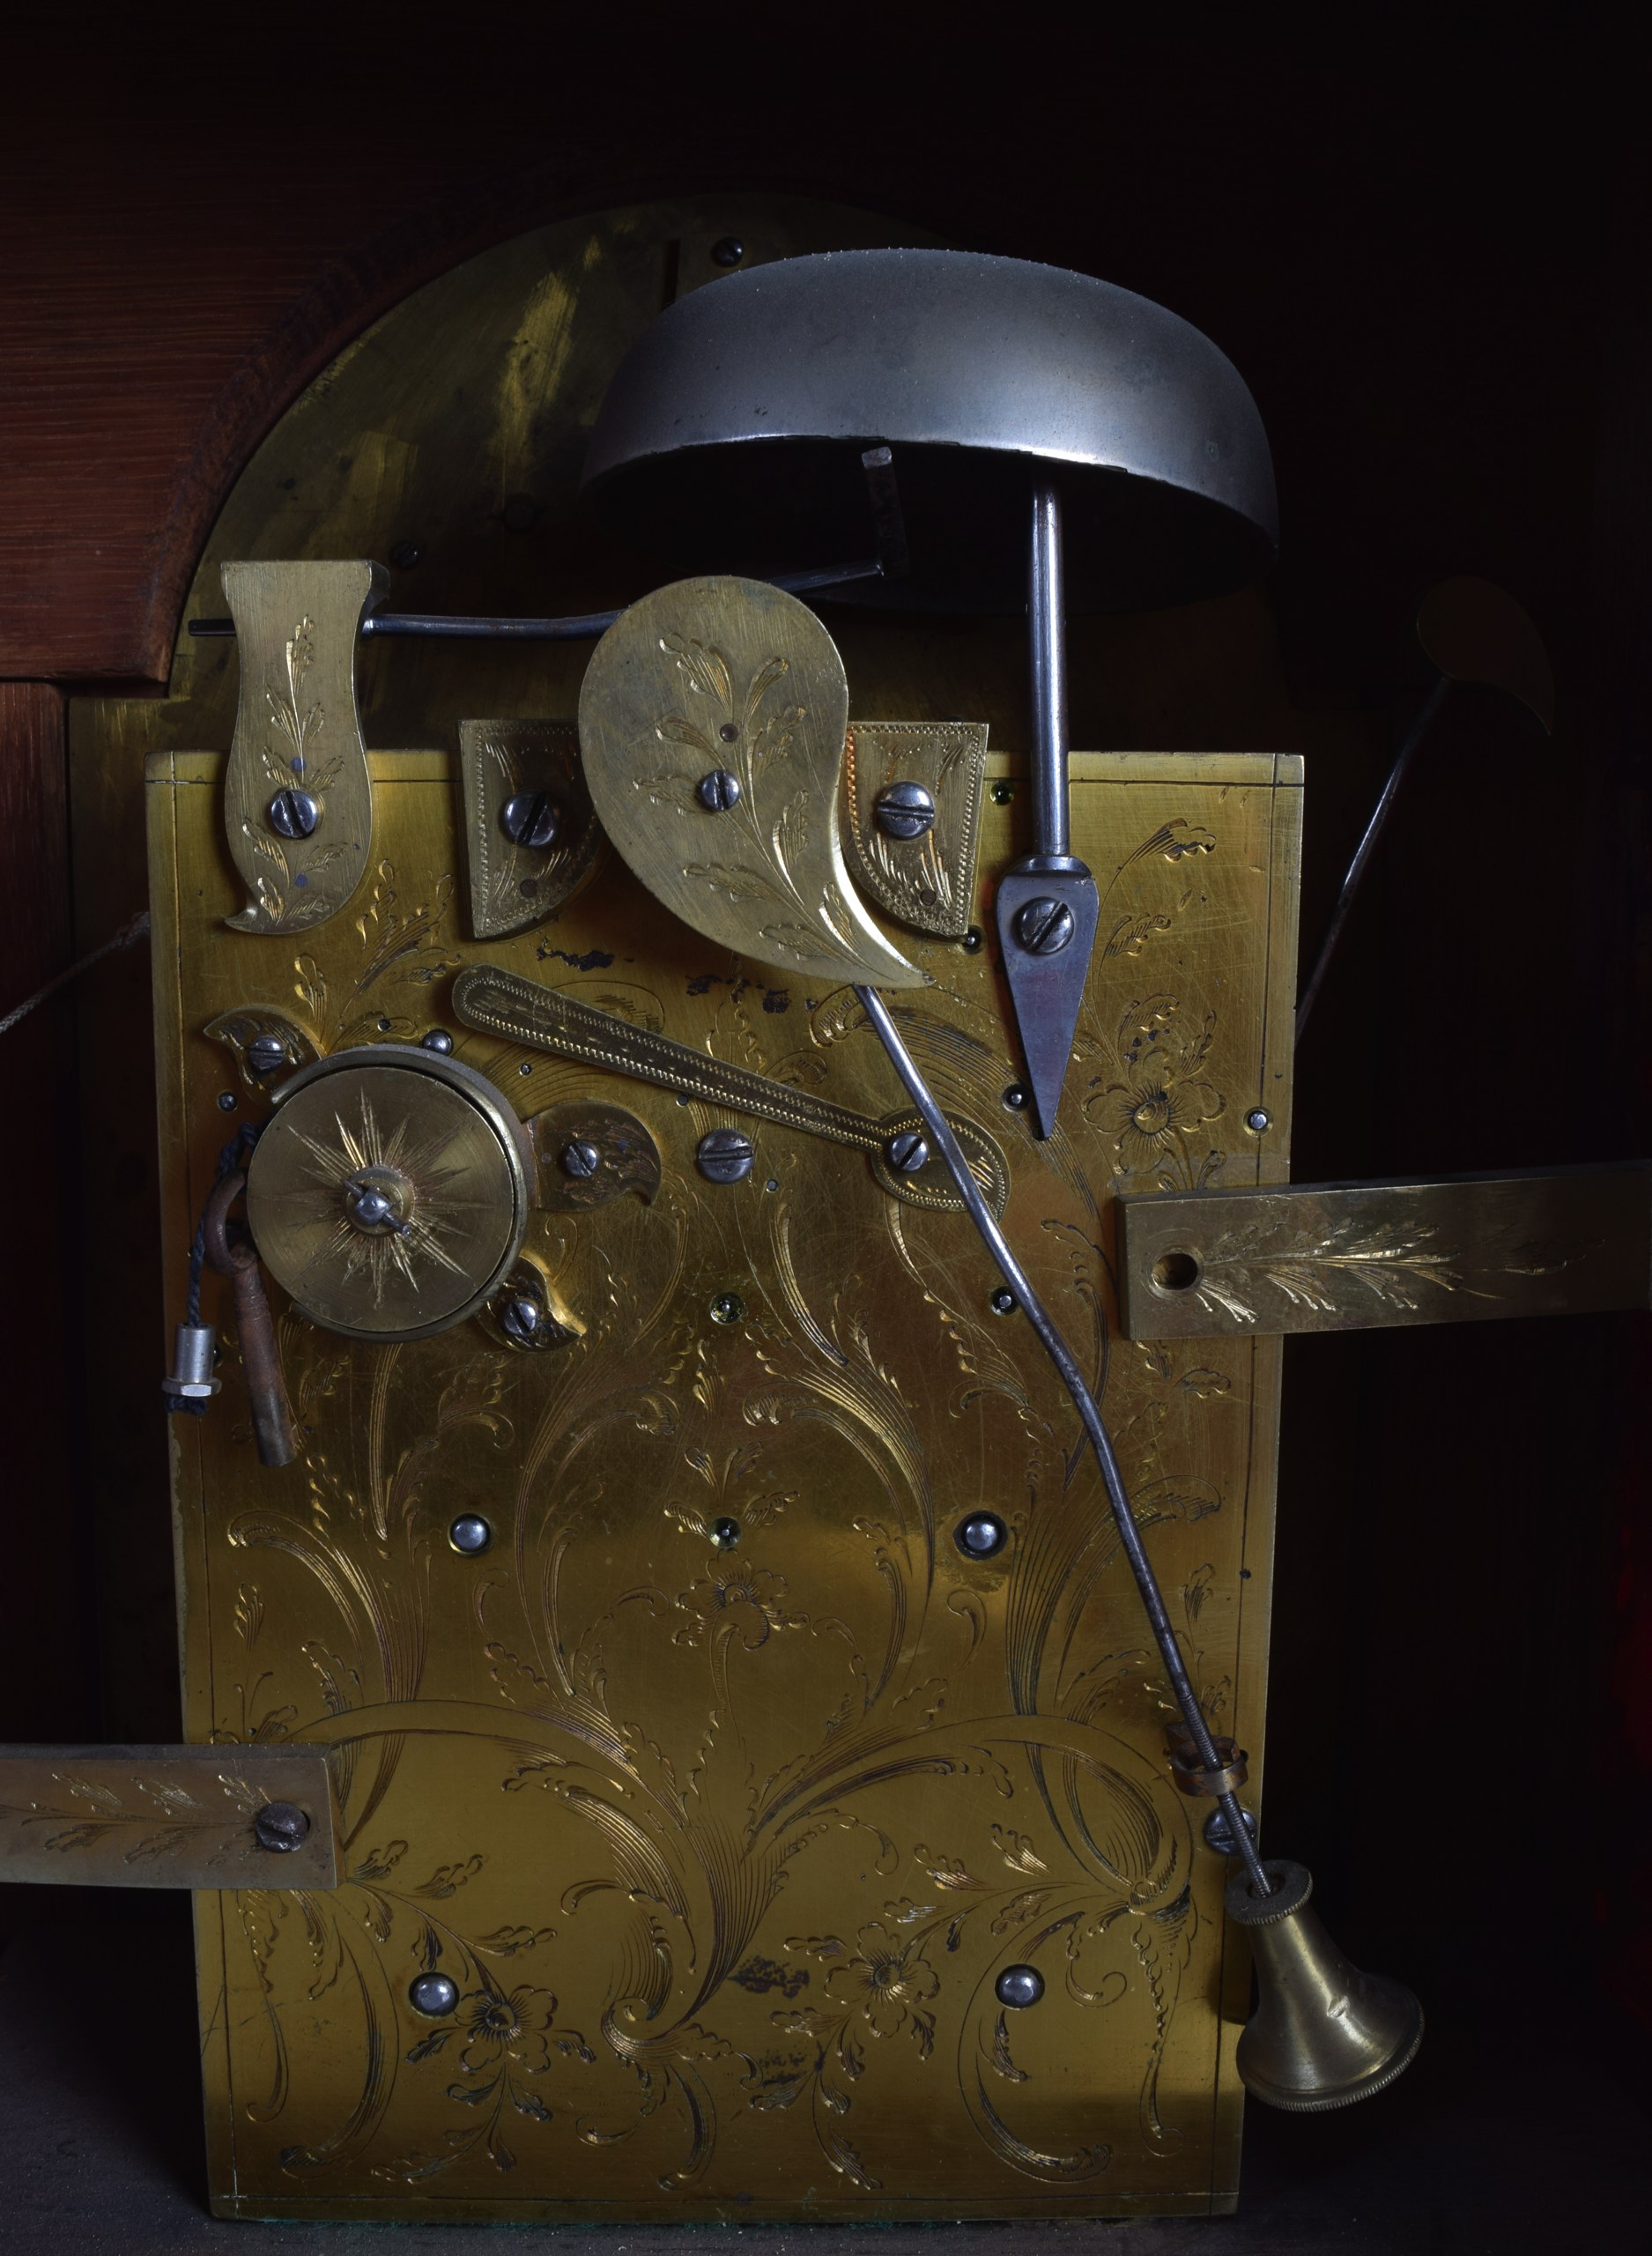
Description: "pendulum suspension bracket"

(994, 480), (1100, 1139)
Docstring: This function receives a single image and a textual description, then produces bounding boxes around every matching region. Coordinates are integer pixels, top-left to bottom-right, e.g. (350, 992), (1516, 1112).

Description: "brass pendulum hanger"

(993, 481), (1102, 1139)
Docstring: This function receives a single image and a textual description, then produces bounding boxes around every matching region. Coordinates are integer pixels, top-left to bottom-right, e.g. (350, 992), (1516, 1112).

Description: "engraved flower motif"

(1086, 996), (1225, 1183)
(1102, 1069), (1225, 1170)
(826, 1922), (940, 2040)
(674, 1562), (799, 1650)
(458, 1984), (558, 2075)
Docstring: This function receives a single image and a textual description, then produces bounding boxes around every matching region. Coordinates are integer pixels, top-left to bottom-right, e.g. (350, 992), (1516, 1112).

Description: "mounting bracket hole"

(1152, 1249), (1202, 1294)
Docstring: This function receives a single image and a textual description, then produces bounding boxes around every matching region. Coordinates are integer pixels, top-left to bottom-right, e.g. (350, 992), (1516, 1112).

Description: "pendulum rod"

(1028, 479), (1070, 859)
(855, 982), (1273, 1898)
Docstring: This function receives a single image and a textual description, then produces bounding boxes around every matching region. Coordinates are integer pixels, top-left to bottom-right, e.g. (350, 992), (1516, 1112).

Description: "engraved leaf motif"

(912, 1844), (986, 1892)
(1189, 1217), (1475, 1324)
(41, 1824), (113, 1852)
(57, 1777), (124, 1812)
(654, 719), (717, 760)
(660, 632), (732, 709)
(124, 1827), (193, 1864)
(411, 1854), (485, 1900)
(472, 1926), (558, 1958)
(990, 1824), (1048, 1876)
(137, 1779), (206, 1816)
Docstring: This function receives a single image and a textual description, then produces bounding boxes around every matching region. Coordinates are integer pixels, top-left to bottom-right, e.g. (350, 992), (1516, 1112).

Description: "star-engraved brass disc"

(577, 575), (929, 987)
(245, 1048), (530, 1340)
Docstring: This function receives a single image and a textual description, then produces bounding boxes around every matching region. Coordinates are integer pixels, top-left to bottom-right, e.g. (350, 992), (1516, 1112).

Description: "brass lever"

(451, 964), (1009, 1216)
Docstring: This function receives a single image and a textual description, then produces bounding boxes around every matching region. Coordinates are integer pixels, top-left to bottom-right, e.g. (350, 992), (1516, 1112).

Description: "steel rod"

(1295, 674), (1452, 1041)
(187, 558), (884, 642)
(856, 982), (1273, 1897)
(1027, 479), (1070, 860)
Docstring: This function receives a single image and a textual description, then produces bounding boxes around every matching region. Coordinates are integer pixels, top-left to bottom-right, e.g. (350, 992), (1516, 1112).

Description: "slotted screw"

(267, 788), (319, 840)
(1013, 895), (1074, 955)
(875, 781), (937, 840)
(885, 1129), (929, 1174)
(698, 1129), (754, 1184)
(696, 769), (742, 813)
(254, 1802), (310, 1854)
(501, 790), (559, 850)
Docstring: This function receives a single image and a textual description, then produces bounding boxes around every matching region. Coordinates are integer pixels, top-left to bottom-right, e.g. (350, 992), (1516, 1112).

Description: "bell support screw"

(875, 780), (937, 840)
(267, 788), (319, 840)
(501, 790), (560, 850)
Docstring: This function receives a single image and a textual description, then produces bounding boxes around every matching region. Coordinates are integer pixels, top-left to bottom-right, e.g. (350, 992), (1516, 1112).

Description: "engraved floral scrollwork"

(206, 859), (459, 1089)
(648, 635), (880, 975)
(189, 753), (1285, 2208)
(1085, 993), (1226, 1191)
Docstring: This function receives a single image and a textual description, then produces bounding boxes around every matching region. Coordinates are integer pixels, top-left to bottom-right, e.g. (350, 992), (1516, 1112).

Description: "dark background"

(0, 6), (1646, 2241)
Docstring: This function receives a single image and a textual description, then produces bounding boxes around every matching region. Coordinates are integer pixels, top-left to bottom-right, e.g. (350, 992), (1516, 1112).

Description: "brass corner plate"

(0, 1744), (339, 1888)
(458, 718), (599, 939)
(1117, 1163), (1652, 1339)
(841, 721), (989, 939)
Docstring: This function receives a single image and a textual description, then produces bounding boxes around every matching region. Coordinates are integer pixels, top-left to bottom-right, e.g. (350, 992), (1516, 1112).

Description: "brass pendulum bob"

(1226, 1860), (1424, 2111)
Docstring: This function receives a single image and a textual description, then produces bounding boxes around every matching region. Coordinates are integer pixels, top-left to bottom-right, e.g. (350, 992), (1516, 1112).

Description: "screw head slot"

(696, 769), (742, 812)
(500, 1295), (544, 1344)
(267, 787), (320, 840)
(698, 1129), (755, 1184)
(1013, 895), (1075, 955)
(253, 1801), (311, 1853)
(246, 1034), (287, 1076)
(874, 780), (937, 840)
(501, 790), (560, 850)
(885, 1129), (930, 1175)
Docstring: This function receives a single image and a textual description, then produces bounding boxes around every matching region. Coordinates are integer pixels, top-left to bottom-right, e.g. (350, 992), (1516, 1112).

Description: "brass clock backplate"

(149, 745), (1299, 2223)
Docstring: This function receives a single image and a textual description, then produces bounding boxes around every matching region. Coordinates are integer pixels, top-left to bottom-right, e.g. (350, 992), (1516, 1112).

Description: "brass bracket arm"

(222, 559), (385, 935)
(0, 1744), (341, 1888)
(1118, 1161), (1652, 1340)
